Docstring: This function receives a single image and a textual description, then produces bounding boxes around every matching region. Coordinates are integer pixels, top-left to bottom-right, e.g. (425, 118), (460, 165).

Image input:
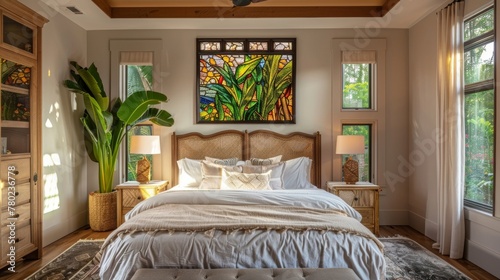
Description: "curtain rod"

(437, 0), (464, 14)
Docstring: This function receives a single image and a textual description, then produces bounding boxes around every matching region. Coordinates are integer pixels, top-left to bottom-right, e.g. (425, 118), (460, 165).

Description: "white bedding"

(99, 187), (386, 280)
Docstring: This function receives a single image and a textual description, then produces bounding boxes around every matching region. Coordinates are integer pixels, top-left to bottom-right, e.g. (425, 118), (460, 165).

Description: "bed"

(98, 130), (386, 280)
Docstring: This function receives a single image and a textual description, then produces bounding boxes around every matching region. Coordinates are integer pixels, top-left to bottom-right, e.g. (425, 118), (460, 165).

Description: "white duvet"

(98, 187), (386, 280)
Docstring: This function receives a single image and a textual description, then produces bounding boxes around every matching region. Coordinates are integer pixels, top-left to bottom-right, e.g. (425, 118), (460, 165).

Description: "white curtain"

(433, 0), (465, 259)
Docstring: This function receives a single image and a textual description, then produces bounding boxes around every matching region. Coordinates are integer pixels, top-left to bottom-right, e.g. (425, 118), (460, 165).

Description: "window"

(122, 63), (154, 181)
(332, 39), (386, 184)
(464, 7), (495, 213)
(341, 50), (376, 110)
(342, 64), (372, 109)
(110, 39), (163, 183)
(342, 124), (372, 182)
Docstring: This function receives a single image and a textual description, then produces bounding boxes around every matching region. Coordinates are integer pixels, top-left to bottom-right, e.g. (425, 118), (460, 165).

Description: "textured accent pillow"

(221, 169), (272, 190)
(247, 155), (282, 165)
(199, 161), (242, 189)
(282, 157), (315, 189)
(242, 162), (285, 190)
(176, 158), (202, 187)
(205, 156), (239, 166)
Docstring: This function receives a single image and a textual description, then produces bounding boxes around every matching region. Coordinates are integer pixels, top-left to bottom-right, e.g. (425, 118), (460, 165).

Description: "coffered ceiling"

(90, 0), (400, 18)
(20, 0), (450, 30)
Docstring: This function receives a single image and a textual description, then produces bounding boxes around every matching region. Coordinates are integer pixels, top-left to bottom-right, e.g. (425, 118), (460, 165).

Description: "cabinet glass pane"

(1, 58), (31, 154)
(2, 16), (33, 53)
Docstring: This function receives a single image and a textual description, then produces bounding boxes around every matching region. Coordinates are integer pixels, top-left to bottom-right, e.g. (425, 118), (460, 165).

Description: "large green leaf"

(77, 68), (109, 110)
(148, 109), (175, 127)
(235, 57), (262, 84)
(117, 90), (167, 125)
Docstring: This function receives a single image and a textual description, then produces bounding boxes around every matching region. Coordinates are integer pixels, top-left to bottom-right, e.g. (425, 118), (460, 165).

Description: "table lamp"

(130, 135), (161, 184)
(336, 135), (365, 184)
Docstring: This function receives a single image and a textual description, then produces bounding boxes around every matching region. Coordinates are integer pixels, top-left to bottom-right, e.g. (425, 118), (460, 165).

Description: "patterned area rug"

(381, 237), (471, 280)
(25, 239), (104, 280)
(26, 237), (471, 280)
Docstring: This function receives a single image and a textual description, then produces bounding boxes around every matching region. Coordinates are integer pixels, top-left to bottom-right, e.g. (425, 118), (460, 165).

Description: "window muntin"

(342, 64), (372, 109)
(342, 124), (372, 182)
(464, 7), (495, 213)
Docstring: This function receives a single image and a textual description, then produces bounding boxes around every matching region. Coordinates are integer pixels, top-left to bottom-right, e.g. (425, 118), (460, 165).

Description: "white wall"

(40, 11), (88, 246)
(409, 0), (500, 277)
(86, 28), (409, 225)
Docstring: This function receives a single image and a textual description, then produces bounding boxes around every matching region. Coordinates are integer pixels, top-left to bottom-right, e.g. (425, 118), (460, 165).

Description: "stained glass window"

(197, 38), (296, 123)
(250, 41), (268, 51)
(225, 41), (244, 51)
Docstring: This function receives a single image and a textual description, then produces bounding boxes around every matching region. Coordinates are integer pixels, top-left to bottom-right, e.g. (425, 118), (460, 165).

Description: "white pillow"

(221, 169), (272, 190)
(199, 161), (242, 189)
(177, 158), (202, 187)
(205, 156), (239, 166)
(246, 155), (282, 165)
(242, 162), (285, 190)
(282, 157), (315, 189)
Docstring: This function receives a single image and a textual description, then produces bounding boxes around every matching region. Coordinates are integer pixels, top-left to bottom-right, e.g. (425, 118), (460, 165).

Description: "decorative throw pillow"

(282, 157), (315, 189)
(221, 169), (272, 190)
(176, 158), (202, 187)
(205, 156), (239, 166)
(246, 155), (282, 165)
(242, 162), (285, 190)
(199, 161), (242, 189)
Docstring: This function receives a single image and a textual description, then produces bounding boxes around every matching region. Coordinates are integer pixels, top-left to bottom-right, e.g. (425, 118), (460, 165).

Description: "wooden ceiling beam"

(380, 0), (401, 17)
(107, 6), (387, 18)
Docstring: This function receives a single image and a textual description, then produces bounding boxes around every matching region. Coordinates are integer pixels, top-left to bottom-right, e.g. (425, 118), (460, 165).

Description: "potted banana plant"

(64, 61), (174, 231)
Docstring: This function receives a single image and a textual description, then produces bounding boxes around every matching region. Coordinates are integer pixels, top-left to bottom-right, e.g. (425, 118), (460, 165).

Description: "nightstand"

(326, 181), (381, 235)
(115, 180), (169, 225)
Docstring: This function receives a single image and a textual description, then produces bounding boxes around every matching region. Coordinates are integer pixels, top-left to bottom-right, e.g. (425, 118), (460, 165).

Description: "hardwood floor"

(0, 225), (110, 280)
(0, 225), (497, 279)
(380, 225), (498, 280)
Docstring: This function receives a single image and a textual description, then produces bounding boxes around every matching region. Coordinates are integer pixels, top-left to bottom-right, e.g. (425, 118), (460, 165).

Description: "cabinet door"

(1, 12), (37, 58)
(1, 58), (32, 155)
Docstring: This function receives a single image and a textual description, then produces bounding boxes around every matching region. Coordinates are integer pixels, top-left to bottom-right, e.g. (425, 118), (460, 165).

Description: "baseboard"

(408, 211), (437, 240)
(465, 239), (500, 278)
(380, 210), (409, 225)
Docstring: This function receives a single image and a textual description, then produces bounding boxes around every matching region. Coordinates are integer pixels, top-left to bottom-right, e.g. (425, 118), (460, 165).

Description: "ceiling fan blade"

(232, 0), (266, 7)
(232, 0), (252, 6)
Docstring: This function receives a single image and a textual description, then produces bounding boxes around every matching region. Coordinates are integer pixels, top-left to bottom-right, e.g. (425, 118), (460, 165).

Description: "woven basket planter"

(88, 191), (117, 231)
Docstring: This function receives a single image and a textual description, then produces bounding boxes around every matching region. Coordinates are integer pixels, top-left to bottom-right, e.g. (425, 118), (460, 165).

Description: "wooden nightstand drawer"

(116, 180), (169, 225)
(122, 188), (160, 208)
(337, 190), (374, 207)
(326, 182), (381, 236)
(357, 208), (374, 225)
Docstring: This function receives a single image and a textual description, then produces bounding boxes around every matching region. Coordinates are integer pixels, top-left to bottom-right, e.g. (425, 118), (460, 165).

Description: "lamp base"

(136, 156), (151, 184)
(343, 156), (359, 184)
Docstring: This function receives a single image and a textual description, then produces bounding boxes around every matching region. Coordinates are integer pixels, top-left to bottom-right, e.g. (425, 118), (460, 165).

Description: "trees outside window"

(464, 7), (495, 213)
(342, 64), (372, 109)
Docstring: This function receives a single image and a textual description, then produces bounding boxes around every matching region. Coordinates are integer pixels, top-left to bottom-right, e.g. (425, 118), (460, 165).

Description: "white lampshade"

(130, 135), (161, 155)
(336, 135), (365, 155)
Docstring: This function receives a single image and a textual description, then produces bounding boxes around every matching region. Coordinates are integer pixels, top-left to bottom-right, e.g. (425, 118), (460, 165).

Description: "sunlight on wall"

(43, 153), (61, 214)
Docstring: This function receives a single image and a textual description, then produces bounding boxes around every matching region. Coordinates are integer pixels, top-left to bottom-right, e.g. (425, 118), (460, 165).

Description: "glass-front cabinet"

(0, 1), (47, 270)
(1, 59), (32, 154)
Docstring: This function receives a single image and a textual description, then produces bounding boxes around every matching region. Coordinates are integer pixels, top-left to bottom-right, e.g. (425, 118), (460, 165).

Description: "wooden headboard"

(171, 130), (321, 186)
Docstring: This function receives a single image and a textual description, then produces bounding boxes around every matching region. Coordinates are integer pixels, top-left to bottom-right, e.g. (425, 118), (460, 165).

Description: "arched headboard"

(171, 130), (321, 186)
